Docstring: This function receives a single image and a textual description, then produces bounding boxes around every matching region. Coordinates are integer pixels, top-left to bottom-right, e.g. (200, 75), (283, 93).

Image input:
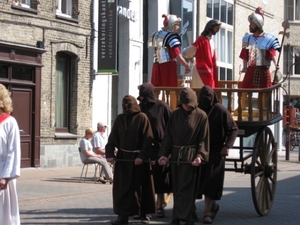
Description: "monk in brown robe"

(106, 95), (155, 225)
(137, 82), (172, 218)
(198, 85), (238, 224)
(158, 87), (210, 225)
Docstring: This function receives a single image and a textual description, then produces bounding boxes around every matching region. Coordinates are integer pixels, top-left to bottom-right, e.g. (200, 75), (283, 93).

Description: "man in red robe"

(186, 19), (221, 88)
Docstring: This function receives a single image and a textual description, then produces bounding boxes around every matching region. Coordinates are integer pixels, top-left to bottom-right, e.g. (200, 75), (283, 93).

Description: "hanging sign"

(98, 0), (118, 74)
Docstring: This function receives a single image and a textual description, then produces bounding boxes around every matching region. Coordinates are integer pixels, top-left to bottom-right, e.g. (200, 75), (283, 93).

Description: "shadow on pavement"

(19, 171), (300, 225)
(42, 177), (93, 183)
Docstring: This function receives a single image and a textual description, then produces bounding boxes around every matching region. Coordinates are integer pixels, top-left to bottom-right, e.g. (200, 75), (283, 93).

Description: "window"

(213, 0), (220, 20)
(170, 0), (196, 76)
(285, 0), (300, 20)
(181, 0), (195, 50)
(169, 0), (196, 48)
(0, 65), (35, 81)
(56, 0), (73, 18)
(215, 27), (233, 64)
(12, 0), (30, 8)
(207, 0), (212, 18)
(283, 46), (300, 76)
(12, 0), (39, 10)
(12, 66), (34, 81)
(22, 0), (30, 8)
(207, 0), (233, 24)
(55, 52), (71, 132)
(207, 0), (233, 81)
(22, 0), (30, 7)
(0, 64), (8, 79)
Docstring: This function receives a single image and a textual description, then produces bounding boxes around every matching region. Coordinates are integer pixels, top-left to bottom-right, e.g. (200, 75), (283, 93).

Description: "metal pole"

(285, 44), (291, 160)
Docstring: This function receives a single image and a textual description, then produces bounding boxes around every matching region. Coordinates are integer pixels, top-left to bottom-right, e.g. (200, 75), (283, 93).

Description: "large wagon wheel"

(251, 126), (277, 216)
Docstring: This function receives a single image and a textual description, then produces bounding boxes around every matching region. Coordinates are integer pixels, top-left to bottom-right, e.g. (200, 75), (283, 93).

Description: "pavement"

(17, 149), (300, 225)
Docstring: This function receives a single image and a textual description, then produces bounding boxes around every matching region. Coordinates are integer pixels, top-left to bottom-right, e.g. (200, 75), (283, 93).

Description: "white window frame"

(285, 0), (300, 21)
(179, 0), (197, 76)
(13, 0), (30, 8)
(22, 0), (30, 8)
(207, 0), (234, 81)
(284, 46), (300, 77)
(56, 0), (73, 18)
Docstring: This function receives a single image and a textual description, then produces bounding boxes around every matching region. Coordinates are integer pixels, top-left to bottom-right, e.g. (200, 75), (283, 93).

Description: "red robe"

(151, 46), (181, 87)
(192, 36), (218, 88)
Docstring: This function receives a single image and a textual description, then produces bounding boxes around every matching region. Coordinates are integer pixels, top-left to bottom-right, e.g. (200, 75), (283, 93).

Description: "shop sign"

(98, 0), (118, 74)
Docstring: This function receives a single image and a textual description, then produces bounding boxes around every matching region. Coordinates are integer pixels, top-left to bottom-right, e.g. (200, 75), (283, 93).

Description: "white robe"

(0, 116), (21, 225)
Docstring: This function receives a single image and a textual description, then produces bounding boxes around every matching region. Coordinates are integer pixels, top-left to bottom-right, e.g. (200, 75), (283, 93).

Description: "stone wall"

(40, 145), (82, 168)
(284, 22), (300, 96)
(0, 0), (93, 167)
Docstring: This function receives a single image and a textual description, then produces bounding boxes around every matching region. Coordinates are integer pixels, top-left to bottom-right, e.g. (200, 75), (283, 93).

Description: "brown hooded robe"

(138, 82), (172, 194)
(105, 95), (155, 217)
(198, 85), (238, 200)
(159, 88), (210, 222)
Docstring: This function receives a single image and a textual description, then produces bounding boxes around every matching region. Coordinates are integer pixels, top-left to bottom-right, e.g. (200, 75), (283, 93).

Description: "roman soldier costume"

(240, 7), (281, 88)
(148, 14), (182, 87)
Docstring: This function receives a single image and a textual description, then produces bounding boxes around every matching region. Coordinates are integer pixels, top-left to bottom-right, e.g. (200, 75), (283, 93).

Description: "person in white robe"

(0, 84), (21, 225)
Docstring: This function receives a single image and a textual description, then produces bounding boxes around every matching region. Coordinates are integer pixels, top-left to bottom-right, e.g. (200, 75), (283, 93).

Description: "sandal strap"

(203, 215), (213, 224)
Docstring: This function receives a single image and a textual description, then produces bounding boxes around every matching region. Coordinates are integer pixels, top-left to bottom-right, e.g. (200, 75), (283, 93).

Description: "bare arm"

(176, 54), (191, 74)
(271, 56), (280, 70)
(241, 59), (248, 73)
(94, 147), (105, 155)
(84, 150), (102, 158)
(185, 45), (196, 60)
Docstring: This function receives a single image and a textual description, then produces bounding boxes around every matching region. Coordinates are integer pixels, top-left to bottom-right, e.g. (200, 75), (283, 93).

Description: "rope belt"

(120, 148), (140, 153)
(173, 145), (197, 165)
(173, 145), (197, 148)
(114, 145), (202, 164)
(114, 158), (196, 164)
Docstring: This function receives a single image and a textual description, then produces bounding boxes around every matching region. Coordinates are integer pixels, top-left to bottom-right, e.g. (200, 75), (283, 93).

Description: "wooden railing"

(154, 81), (282, 123)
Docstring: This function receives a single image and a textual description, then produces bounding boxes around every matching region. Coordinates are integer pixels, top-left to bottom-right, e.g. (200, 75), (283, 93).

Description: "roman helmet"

(161, 14), (181, 32)
(248, 7), (264, 30)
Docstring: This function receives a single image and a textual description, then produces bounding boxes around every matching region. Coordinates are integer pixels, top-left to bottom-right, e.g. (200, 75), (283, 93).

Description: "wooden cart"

(155, 81), (282, 216)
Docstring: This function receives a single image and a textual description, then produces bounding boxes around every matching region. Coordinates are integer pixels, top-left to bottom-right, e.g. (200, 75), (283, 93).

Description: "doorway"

(0, 42), (45, 167)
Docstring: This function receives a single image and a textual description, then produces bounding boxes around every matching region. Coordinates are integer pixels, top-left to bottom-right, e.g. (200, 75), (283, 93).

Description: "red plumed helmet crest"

(161, 14), (181, 31)
(255, 7), (264, 19)
(162, 14), (169, 27)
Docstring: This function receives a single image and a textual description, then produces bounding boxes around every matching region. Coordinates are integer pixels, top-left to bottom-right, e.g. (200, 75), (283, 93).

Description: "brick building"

(0, 0), (93, 168)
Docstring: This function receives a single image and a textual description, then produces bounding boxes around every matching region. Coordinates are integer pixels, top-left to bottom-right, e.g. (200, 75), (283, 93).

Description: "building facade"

(283, 0), (300, 100)
(0, 0), (287, 168)
(0, 0), (94, 168)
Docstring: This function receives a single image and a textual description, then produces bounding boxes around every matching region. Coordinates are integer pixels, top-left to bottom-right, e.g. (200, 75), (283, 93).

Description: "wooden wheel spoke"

(264, 182), (270, 210)
(265, 179), (273, 199)
(256, 176), (264, 199)
(263, 141), (269, 162)
(255, 170), (264, 178)
(251, 127), (277, 216)
(269, 162), (277, 171)
(255, 159), (264, 171)
(255, 174), (264, 188)
(257, 179), (270, 212)
(268, 174), (276, 184)
(267, 148), (275, 162)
